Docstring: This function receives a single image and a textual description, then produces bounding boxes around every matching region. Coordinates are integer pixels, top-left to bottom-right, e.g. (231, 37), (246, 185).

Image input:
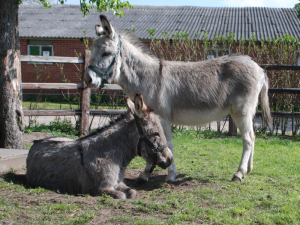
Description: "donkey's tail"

(260, 73), (273, 132)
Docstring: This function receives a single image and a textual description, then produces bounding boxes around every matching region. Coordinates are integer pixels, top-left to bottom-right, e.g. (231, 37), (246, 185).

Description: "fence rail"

(256, 111), (300, 118)
(21, 53), (300, 136)
(260, 65), (300, 70)
(23, 110), (81, 116)
(21, 55), (84, 64)
(268, 88), (300, 94)
(21, 83), (122, 90)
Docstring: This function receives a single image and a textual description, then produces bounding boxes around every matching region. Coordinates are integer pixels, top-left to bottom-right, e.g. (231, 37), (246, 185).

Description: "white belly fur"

(171, 108), (230, 126)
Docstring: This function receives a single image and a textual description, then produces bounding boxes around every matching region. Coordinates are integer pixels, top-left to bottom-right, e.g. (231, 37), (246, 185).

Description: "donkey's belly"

(171, 108), (230, 126)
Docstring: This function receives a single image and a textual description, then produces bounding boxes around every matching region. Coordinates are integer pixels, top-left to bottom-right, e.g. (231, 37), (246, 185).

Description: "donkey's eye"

(102, 52), (110, 58)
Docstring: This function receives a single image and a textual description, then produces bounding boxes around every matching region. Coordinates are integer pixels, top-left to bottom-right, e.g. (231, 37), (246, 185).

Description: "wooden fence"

(21, 50), (125, 136)
(21, 52), (300, 136)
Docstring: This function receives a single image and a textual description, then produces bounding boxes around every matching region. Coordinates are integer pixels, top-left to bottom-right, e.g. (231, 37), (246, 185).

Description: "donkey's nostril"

(158, 161), (167, 169)
(166, 158), (172, 167)
(88, 76), (92, 84)
(85, 75), (92, 85)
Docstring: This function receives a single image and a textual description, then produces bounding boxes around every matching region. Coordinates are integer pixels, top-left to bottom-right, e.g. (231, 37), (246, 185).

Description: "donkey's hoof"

(231, 175), (242, 182)
(126, 189), (137, 199)
(137, 172), (149, 183)
(166, 179), (176, 184)
(113, 192), (126, 199)
(165, 173), (176, 183)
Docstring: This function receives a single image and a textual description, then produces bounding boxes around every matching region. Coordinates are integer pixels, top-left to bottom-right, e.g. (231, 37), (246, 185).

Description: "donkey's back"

(26, 137), (96, 195)
(162, 54), (269, 126)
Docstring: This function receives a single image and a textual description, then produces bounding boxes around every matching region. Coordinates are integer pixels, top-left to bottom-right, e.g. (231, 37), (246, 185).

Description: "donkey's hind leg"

(247, 143), (254, 175)
(230, 112), (255, 181)
(116, 182), (136, 199)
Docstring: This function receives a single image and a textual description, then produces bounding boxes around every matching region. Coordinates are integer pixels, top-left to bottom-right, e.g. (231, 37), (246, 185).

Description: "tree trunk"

(0, 1), (24, 149)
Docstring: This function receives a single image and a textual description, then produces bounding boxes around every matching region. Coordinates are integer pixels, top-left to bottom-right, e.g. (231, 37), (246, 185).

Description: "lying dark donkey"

(26, 93), (173, 199)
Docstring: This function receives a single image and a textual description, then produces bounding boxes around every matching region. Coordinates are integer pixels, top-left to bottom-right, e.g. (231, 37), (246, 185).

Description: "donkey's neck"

(96, 115), (139, 166)
(118, 118), (140, 167)
(116, 38), (161, 101)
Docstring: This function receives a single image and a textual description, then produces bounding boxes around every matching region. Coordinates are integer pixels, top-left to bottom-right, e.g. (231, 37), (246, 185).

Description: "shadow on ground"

(124, 169), (212, 193)
(1, 170), (28, 187)
(1, 168), (214, 196)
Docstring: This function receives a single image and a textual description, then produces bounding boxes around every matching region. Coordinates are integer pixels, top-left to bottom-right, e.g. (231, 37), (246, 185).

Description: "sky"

(62, 0), (297, 8)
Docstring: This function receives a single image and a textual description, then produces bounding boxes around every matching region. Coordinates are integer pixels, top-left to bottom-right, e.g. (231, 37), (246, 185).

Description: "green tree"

(34, 0), (133, 16)
(295, 1), (300, 18)
(0, 0), (132, 148)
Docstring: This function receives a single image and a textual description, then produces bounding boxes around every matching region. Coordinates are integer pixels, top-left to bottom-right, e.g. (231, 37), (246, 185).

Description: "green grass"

(22, 102), (80, 110)
(22, 101), (126, 110)
(25, 123), (78, 139)
(1, 129), (300, 224)
(126, 129), (300, 224)
(25, 117), (78, 139)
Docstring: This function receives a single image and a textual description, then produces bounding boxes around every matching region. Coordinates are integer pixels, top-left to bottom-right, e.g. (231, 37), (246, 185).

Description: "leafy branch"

(18, 0), (134, 17)
(295, 0), (300, 18)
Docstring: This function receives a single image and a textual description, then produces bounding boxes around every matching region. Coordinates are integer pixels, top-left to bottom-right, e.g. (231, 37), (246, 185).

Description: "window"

(28, 40), (53, 56)
(205, 44), (230, 60)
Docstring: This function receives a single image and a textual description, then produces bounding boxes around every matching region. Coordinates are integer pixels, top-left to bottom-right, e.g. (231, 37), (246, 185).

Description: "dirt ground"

(0, 166), (202, 224)
(22, 132), (199, 194)
(0, 132), (202, 223)
(23, 132), (54, 147)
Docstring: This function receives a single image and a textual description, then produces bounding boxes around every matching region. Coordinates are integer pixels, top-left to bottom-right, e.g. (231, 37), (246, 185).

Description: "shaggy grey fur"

(26, 95), (173, 199)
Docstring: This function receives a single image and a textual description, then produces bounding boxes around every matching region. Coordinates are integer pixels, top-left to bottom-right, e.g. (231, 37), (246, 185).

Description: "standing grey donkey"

(85, 15), (272, 182)
(26, 93), (173, 199)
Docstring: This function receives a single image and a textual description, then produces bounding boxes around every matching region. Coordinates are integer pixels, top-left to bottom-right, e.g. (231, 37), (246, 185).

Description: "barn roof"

(19, 5), (300, 41)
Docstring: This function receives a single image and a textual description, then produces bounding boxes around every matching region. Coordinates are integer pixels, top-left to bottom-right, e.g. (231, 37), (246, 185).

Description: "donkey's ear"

(95, 25), (105, 37)
(134, 93), (149, 118)
(100, 15), (115, 39)
(124, 96), (135, 114)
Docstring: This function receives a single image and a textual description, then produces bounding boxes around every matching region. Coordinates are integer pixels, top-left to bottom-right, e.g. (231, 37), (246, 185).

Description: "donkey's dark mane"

(121, 32), (158, 60)
(78, 110), (131, 141)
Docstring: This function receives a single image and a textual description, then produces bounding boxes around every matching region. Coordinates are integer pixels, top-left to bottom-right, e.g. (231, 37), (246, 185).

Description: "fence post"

(79, 50), (91, 136)
(228, 115), (237, 136)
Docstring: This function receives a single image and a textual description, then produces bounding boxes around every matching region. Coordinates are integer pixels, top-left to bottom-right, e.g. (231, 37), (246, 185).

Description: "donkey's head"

(126, 93), (173, 170)
(85, 15), (121, 89)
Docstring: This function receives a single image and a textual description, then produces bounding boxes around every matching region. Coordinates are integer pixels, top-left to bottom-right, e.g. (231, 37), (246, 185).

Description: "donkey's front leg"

(161, 119), (177, 182)
(99, 186), (126, 199)
(138, 119), (177, 183)
(116, 182), (136, 199)
(138, 162), (153, 183)
(165, 140), (177, 182)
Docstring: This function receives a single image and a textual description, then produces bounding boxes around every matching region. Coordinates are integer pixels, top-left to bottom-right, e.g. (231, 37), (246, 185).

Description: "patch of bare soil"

(17, 132), (209, 223)
(24, 132), (54, 146)
(124, 169), (205, 194)
(0, 167), (208, 224)
(21, 132), (206, 197)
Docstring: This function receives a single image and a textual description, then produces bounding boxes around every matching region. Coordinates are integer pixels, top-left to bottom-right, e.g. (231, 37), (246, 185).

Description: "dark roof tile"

(19, 5), (300, 41)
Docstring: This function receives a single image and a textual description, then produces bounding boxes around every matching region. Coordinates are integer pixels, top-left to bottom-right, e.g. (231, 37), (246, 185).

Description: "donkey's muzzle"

(157, 147), (173, 169)
(85, 70), (102, 89)
(158, 160), (169, 169)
